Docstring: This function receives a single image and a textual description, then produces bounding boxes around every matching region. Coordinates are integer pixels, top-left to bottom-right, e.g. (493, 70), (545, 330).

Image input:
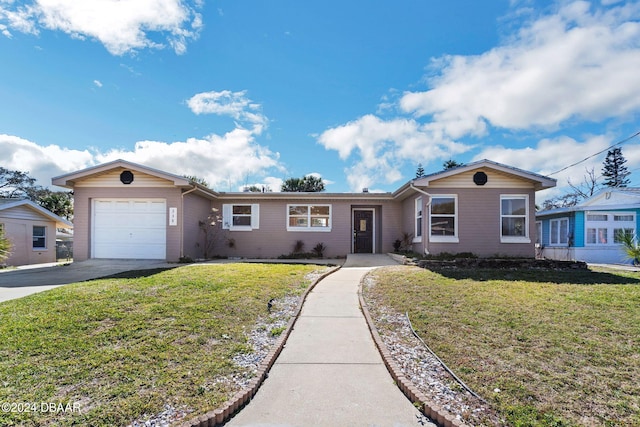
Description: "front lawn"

(0, 263), (327, 426)
(364, 266), (640, 427)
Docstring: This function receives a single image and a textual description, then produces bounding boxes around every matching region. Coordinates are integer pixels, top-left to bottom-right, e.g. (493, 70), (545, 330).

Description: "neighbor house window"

(430, 196), (458, 242)
(550, 218), (569, 245)
(414, 197), (423, 242)
(500, 195), (529, 242)
(535, 221), (542, 245)
(33, 226), (46, 249)
(222, 204), (259, 231)
(287, 205), (331, 231)
(586, 211), (635, 245)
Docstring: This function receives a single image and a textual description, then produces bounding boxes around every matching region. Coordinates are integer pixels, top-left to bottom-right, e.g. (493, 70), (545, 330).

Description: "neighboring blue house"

(536, 188), (640, 264)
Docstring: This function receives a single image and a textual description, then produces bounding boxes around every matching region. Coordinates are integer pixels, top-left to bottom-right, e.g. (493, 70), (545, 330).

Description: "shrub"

(312, 243), (326, 258)
(0, 228), (12, 264)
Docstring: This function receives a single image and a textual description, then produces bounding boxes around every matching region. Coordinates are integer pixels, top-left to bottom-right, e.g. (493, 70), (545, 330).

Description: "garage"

(92, 199), (166, 259)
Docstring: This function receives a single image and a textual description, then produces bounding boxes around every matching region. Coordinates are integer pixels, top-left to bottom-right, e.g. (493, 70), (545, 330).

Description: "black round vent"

(120, 170), (134, 184)
(473, 171), (488, 186)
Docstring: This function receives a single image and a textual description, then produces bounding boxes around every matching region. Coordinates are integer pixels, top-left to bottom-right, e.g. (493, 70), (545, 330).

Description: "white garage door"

(92, 199), (166, 259)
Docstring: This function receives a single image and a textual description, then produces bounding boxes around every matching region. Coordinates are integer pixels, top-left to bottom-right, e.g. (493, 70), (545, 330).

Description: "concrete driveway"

(0, 259), (174, 303)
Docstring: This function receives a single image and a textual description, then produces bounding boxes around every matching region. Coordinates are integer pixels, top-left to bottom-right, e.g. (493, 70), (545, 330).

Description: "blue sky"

(1, 0), (639, 200)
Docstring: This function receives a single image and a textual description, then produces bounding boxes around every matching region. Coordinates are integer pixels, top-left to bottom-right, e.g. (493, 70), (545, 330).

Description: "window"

(222, 204), (259, 231)
(414, 197), (423, 242)
(501, 195), (529, 242)
(535, 221), (542, 245)
(430, 196), (457, 242)
(550, 218), (569, 245)
(586, 211), (635, 246)
(614, 228), (634, 244)
(33, 226), (46, 249)
(287, 205), (331, 231)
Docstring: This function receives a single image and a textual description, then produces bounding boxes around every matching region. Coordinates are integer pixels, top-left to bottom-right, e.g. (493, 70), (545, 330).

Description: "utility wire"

(405, 312), (487, 403)
(548, 130), (640, 176)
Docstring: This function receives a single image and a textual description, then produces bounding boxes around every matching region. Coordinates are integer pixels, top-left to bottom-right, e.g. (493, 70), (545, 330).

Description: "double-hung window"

(501, 195), (529, 242)
(287, 205), (331, 231)
(550, 218), (569, 245)
(33, 225), (46, 249)
(430, 196), (457, 242)
(222, 204), (259, 231)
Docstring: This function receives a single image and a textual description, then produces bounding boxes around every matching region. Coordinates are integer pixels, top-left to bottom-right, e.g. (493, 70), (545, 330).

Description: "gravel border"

(359, 270), (504, 427)
(175, 266), (339, 427)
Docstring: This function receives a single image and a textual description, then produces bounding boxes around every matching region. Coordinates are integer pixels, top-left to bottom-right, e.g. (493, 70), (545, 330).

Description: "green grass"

(365, 266), (640, 427)
(0, 263), (327, 426)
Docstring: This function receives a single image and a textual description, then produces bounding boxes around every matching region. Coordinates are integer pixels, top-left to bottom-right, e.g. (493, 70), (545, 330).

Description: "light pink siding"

(72, 187), (183, 261)
(182, 193), (214, 260)
(413, 188), (537, 257)
(210, 198), (403, 258)
(1, 218), (57, 266)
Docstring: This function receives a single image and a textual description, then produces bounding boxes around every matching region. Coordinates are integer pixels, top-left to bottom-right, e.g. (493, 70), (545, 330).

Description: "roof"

(393, 159), (557, 199)
(51, 158), (556, 202)
(52, 159), (195, 189)
(536, 187), (640, 218)
(0, 199), (73, 228)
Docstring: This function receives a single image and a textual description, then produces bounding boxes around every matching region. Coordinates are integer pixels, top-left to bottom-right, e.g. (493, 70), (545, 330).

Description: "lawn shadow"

(425, 267), (640, 285)
(94, 267), (177, 280)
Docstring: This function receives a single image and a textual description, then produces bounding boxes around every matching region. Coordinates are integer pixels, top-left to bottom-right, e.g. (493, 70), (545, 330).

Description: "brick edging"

(179, 266), (341, 427)
(357, 271), (471, 427)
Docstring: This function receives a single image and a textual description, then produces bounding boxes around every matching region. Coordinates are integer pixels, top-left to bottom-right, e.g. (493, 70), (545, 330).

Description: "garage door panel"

(92, 199), (167, 259)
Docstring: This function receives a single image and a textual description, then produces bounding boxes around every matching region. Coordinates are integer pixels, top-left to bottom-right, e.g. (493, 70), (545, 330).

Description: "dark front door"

(353, 210), (374, 253)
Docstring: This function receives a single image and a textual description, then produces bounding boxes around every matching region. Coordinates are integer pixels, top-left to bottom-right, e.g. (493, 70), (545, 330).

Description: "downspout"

(180, 185), (199, 259)
(410, 183), (433, 255)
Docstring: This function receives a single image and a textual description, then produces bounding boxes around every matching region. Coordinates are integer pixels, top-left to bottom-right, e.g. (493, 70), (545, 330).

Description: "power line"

(548, 130), (640, 176)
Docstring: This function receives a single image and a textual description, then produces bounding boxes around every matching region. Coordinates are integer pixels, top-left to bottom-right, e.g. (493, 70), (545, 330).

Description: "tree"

(281, 175), (325, 192)
(0, 227), (12, 264)
(540, 167), (600, 211)
(567, 167), (600, 200)
(0, 167), (73, 219)
(0, 167), (38, 198)
(443, 159), (464, 170)
(602, 147), (630, 187)
(37, 190), (74, 220)
(184, 175), (210, 188)
(415, 163), (425, 178)
(243, 185), (271, 193)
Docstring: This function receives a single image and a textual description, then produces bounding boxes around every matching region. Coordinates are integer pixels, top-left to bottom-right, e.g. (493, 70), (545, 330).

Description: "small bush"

(312, 243), (326, 258)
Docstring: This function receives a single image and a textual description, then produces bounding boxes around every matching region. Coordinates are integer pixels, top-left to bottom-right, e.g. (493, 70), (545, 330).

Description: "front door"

(353, 210), (374, 253)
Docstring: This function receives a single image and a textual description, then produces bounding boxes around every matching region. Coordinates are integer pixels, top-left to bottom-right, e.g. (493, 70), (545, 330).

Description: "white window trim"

(222, 204), (260, 231)
(549, 217), (570, 246)
(32, 225), (47, 250)
(429, 195), (459, 243)
(286, 204), (332, 232)
(500, 194), (530, 244)
(413, 196), (423, 243)
(585, 211), (636, 246)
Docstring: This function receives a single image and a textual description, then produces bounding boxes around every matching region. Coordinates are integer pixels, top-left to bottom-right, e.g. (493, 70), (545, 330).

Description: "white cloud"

(318, 1), (640, 192)
(317, 114), (471, 191)
(98, 128), (282, 191)
(93, 79), (102, 88)
(400, 1), (640, 135)
(471, 134), (640, 202)
(0, 87), (282, 192)
(0, 134), (96, 187)
(187, 90), (268, 132)
(0, 0), (203, 55)
(0, 129), (283, 192)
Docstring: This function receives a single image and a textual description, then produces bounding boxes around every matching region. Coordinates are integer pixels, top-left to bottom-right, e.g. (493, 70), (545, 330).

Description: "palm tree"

(616, 230), (640, 265)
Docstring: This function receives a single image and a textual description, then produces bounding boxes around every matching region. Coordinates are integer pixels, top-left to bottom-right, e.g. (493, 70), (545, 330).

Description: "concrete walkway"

(226, 254), (433, 427)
